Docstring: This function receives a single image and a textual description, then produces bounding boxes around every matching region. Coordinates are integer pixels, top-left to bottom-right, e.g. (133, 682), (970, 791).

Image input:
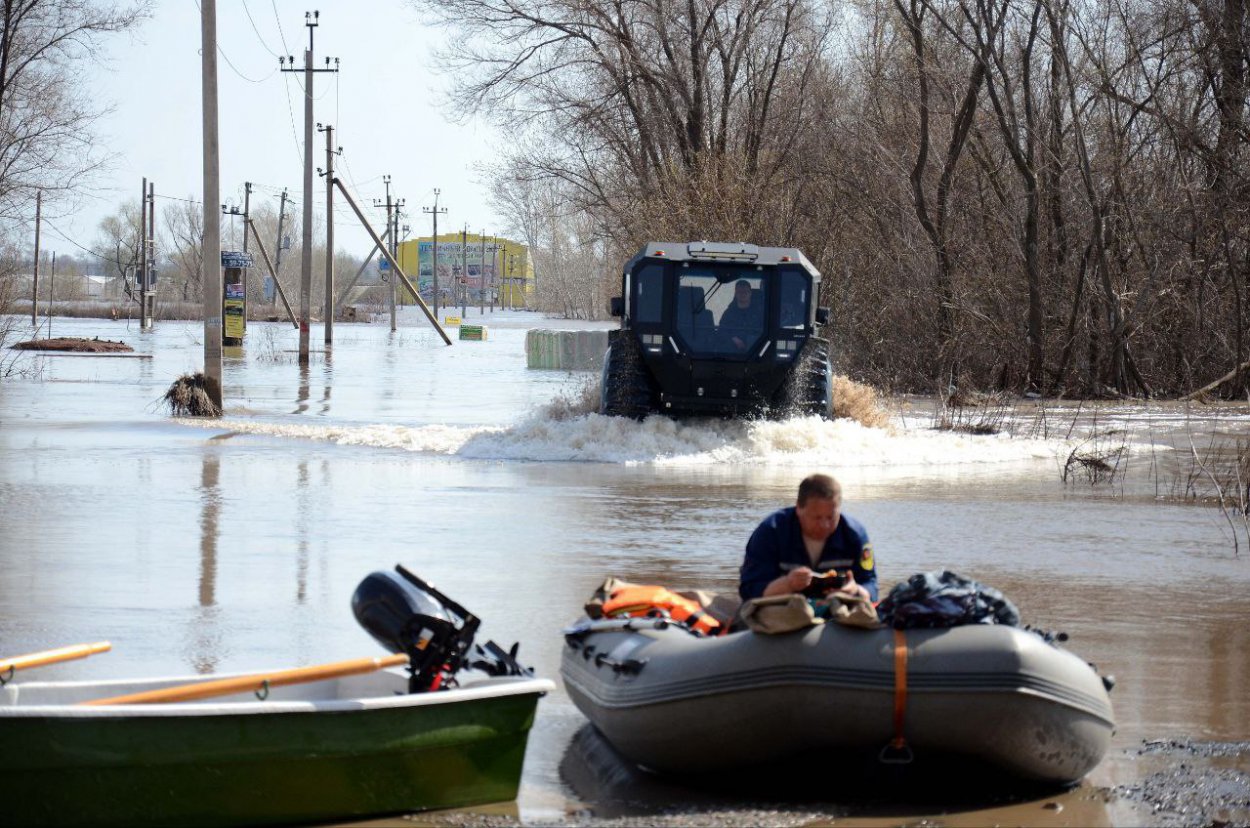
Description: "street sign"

(221, 251), (254, 269)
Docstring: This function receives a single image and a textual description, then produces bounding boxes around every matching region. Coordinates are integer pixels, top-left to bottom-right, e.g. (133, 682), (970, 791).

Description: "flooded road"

(1, 311), (1248, 826)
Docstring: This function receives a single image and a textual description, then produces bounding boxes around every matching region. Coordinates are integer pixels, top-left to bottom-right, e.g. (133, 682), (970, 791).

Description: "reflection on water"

(297, 459), (310, 605)
(1, 313), (1248, 826)
(194, 453), (220, 674)
(557, 725), (1116, 827)
(198, 454), (219, 609)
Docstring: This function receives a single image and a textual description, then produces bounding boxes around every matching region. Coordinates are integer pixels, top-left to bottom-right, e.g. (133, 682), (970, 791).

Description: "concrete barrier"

(525, 329), (610, 370)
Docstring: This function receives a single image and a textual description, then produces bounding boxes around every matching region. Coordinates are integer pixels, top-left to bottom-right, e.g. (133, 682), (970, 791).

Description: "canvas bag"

(819, 593), (883, 630)
(739, 594), (824, 634)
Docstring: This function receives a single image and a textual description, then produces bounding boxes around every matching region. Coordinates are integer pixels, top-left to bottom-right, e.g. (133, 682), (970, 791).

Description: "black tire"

(774, 336), (832, 419)
(600, 331), (657, 419)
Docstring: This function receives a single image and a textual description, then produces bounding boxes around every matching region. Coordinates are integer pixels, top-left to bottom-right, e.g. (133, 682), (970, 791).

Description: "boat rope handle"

(254, 680), (270, 701)
(879, 628), (914, 765)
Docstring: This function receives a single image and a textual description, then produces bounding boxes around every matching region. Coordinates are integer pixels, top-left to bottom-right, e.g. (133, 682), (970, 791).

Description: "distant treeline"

(428, 0), (1250, 398)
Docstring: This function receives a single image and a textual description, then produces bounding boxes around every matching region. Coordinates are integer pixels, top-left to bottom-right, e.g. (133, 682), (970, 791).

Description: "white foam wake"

(179, 412), (1065, 467)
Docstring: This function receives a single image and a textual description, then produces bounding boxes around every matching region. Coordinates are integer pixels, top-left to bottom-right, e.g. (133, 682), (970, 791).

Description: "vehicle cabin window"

(779, 270), (809, 329)
(675, 270), (765, 355)
(634, 265), (664, 324)
(676, 276), (715, 347)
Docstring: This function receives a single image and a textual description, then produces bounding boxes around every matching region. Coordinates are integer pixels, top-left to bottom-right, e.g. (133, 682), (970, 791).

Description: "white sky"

(53, 0), (504, 260)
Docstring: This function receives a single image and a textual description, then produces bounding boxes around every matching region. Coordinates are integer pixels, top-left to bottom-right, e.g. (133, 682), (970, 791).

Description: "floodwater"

(1, 310), (1249, 827)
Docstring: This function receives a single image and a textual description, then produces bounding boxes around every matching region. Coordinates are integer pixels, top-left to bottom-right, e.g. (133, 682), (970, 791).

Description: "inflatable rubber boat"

(560, 616), (1114, 785)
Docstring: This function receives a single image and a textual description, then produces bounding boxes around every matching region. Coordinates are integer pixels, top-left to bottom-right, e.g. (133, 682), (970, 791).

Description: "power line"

(41, 220), (117, 263)
(192, 0), (277, 83)
(284, 71), (335, 100)
(153, 193), (202, 206)
(281, 73), (304, 166)
(271, 0), (291, 54)
(243, 0), (281, 58)
(219, 50), (277, 84)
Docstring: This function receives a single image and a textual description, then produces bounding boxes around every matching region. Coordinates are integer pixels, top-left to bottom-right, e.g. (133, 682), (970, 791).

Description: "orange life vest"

(602, 585), (722, 636)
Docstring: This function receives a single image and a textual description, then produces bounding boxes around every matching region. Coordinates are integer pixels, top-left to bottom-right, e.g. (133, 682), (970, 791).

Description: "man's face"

(796, 495), (841, 542)
(735, 283), (751, 305)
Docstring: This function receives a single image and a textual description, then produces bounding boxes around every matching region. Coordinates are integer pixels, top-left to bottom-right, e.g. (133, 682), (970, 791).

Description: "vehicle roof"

(628, 241), (820, 276)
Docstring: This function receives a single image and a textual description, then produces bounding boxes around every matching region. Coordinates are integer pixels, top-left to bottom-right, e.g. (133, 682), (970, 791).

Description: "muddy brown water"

(1, 313), (1248, 827)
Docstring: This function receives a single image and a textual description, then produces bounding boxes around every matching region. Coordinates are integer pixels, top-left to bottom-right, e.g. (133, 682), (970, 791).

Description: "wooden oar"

(79, 653), (410, 707)
(0, 642), (112, 678)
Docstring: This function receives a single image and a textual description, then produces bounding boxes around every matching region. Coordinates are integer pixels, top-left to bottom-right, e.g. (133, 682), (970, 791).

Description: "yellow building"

(395, 233), (532, 308)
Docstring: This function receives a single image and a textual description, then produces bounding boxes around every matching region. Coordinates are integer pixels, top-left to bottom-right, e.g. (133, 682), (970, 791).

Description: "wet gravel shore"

(411, 740), (1250, 828)
(1111, 740), (1250, 828)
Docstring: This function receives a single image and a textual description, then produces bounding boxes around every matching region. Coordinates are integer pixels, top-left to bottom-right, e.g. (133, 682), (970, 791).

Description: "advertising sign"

(416, 241), (511, 294)
(221, 251), (254, 269)
(223, 282), (246, 340)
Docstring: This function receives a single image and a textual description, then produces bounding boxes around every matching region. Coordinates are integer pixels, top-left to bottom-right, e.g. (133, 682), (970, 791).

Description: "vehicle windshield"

(675, 268), (766, 356)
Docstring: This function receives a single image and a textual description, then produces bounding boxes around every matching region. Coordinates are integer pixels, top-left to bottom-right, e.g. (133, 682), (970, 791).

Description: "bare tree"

(92, 198), (142, 297)
(162, 196), (204, 302)
(419, 0), (834, 243)
(0, 0), (149, 222)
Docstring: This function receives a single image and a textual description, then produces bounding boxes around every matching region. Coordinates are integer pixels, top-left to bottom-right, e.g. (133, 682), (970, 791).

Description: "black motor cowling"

(352, 565), (532, 692)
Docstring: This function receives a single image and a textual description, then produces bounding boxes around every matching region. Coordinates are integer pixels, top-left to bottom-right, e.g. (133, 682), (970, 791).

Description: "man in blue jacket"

(739, 474), (878, 602)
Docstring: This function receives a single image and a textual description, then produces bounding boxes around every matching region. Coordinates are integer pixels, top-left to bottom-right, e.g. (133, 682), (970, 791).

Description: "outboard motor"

(352, 564), (532, 693)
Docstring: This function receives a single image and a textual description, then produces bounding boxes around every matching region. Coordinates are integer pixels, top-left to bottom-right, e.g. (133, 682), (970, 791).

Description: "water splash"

(178, 410), (1065, 467)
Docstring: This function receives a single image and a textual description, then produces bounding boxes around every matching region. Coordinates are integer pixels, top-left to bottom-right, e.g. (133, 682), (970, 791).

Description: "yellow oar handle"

(79, 653), (411, 707)
(0, 642), (112, 675)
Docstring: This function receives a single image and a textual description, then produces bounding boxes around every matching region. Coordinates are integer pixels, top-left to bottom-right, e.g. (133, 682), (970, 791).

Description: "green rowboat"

(0, 668), (553, 827)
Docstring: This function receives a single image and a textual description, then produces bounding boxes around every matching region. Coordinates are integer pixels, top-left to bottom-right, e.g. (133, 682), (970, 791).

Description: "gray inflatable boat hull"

(561, 620), (1114, 784)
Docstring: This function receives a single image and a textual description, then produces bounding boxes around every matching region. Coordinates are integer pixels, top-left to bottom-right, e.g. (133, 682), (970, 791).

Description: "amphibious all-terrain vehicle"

(600, 241), (831, 419)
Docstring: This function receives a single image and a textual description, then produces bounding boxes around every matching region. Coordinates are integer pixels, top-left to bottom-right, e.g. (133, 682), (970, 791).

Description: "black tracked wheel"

(774, 336), (832, 418)
(600, 332), (657, 419)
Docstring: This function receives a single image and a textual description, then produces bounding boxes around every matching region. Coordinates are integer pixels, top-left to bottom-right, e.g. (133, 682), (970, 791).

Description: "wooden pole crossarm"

(332, 177), (451, 345)
(79, 653), (410, 706)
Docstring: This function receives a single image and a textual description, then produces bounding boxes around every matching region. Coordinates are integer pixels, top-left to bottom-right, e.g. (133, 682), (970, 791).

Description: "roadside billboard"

(403, 236), (530, 303)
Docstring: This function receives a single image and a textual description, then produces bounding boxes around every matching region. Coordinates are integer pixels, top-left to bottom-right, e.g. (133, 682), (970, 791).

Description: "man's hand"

(762, 567), (813, 597)
(786, 567), (814, 592)
(837, 577), (870, 601)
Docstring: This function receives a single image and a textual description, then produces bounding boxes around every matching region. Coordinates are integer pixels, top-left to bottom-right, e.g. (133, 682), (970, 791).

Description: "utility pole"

(241, 181), (252, 253)
(375, 176), (395, 331)
(392, 201), (404, 327)
(201, 0), (223, 410)
(491, 235), (500, 313)
(139, 176), (148, 330)
(279, 10), (337, 365)
(146, 180), (156, 327)
(330, 175), (451, 344)
(31, 191), (40, 327)
(507, 254), (514, 310)
(478, 228), (486, 314)
(423, 190), (447, 318)
(47, 251), (56, 339)
(272, 189), (288, 310)
(460, 224), (468, 317)
(317, 123), (338, 345)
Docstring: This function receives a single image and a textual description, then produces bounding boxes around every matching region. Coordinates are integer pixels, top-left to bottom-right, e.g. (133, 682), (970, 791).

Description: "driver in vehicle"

(718, 279), (764, 351)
